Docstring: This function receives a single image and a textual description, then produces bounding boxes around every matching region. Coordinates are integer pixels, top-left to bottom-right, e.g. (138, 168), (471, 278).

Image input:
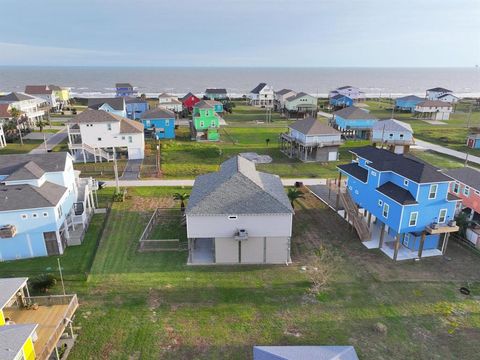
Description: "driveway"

(415, 139), (480, 165)
(28, 129), (68, 154)
(120, 159), (143, 180)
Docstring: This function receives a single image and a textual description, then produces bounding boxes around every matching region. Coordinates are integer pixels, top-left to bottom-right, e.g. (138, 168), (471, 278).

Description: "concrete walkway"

(120, 159), (143, 180)
(104, 178), (327, 187)
(317, 111), (333, 119)
(28, 128), (68, 154)
(415, 139), (480, 165)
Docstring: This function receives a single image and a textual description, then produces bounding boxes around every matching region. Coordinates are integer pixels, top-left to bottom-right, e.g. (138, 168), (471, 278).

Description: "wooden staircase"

(340, 191), (371, 241)
(69, 142), (112, 162)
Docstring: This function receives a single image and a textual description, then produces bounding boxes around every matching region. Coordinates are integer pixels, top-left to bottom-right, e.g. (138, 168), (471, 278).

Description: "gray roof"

(285, 92), (314, 102)
(0, 153), (69, 177)
(377, 181), (418, 205)
(337, 85), (355, 90)
(438, 93), (459, 99)
(0, 324), (38, 360)
(372, 119), (413, 133)
(194, 100), (215, 109)
(251, 83), (267, 94)
(68, 109), (125, 124)
(253, 346), (359, 360)
(0, 181), (68, 211)
(334, 106), (378, 120)
(158, 92), (174, 98)
(87, 97), (125, 111)
(186, 156), (293, 215)
(0, 92), (36, 102)
(116, 83), (133, 88)
(331, 94), (352, 100)
(0, 278), (28, 309)
(427, 87), (452, 92)
(396, 95), (423, 102)
(141, 107), (175, 119)
(276, 89), (295, 96)
(289, 117), (340, 136)
(205, 88), (227, 94)
(445, 167), (480, 190)
(124, 97), (147, 104)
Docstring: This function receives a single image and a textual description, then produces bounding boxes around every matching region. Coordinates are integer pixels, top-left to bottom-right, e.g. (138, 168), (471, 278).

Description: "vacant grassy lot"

(0, 139), (43, 154)
(4, 188), (477, 359)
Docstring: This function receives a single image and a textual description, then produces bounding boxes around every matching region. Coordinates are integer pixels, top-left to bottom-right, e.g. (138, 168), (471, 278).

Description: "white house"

(24, 85), (58, 109)
(426, 87), (458, 102)
(329, 86), (365, 101)
(249, 83), (274, 108)
(0, 92), (46, 126)
(158, 93), (183, 112)
(186, 155), (294, 265)
(274, 89), (297, 110)
(0, 124), (5, 148)
(67, 109), (145, 162)
(414, 100), (453, 121)
(87, 98), (127, 117)
(0, 152), (97, 260)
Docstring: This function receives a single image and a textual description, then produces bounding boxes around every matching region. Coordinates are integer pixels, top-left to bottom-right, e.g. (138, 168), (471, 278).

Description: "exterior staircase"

(340, 190), (371, 241)
(69, 142), (112, 162)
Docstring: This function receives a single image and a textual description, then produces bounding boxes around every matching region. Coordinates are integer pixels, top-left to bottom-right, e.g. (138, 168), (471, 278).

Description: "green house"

(191, 101), (220, 141)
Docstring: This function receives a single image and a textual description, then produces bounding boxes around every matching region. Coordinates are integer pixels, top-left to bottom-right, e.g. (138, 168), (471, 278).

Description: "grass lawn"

(0, 139), (43, 154)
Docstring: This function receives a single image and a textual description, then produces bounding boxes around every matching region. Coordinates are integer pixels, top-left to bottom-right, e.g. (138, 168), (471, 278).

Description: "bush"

(113, 189), (127, 202)
(29, 274), (57, 293)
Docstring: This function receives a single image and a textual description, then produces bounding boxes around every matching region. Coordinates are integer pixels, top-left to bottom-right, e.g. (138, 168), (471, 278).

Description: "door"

(467, 138), (474, 148)
(43, 232), (60, 255)
(328, 151), (337, 161)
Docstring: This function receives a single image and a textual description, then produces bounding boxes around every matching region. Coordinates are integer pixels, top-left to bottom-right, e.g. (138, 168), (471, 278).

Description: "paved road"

(415, 139), (480, 165)
(120, 159), (143, 180)
(317, 111), (333, 119)
(104, 178), (327, 187)
(28, 129), (68, 154)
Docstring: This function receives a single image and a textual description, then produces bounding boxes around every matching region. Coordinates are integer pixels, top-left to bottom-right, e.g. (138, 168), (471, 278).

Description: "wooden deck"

(4, 295), (78, 360)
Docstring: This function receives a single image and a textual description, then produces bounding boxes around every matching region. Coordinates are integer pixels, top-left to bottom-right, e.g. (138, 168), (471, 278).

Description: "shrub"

(29, 274), (57, 293)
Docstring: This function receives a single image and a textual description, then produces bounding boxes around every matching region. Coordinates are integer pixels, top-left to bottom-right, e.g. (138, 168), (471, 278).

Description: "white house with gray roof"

(372, 119), (414, 154)
(249, 83), (274, 108)
(0, 152), (97, 261)
(274, 89), (297, 111)
(0, 92), (46, 126)
(186, 156), (294, 265)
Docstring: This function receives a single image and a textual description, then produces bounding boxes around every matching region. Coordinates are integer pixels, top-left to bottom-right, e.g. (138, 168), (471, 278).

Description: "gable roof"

(0, 277), (28, 309)
(285, 92), (314, 102)
(0, 324), (38, 360)
(444, 167), (480, 190)
(119, 118), (144, 134)
(289, 117), (340, 136)
(0, 104), (12, 118)
(124, 97), (147, 104)
(0, 92), (36, 102)
(181, 92), (199, 101)
(438, 93), (459, 100)
(377, 181), (418, 205)
(253, 346), (359, 360)
(0, 181), (68, 211)
(24, 85), (53, 95)
(338, 163), (368, 182)
(427, 87), (452, 92)
(0, 152), (69, 176)
(116, 83), (133, 88)
(186, 155), (293, 215)
(87, 97), (125, 111)
(416, 100), (452, 108)
(396, 95), (423, 102)
(205, 88), (227, 94)
(372, 119), (413, 133)
(158, 92), (174, 98)
(141, 107), (175, 119)
(350, 146), (451, 183)
(194, 100), (215, 109)
(69, 109), (124, 124)
(334, 106), (378, 120)
(48, 84), (63, 91)
(337, 85), (355, 90)
(6, 161), (45, 181)
(250, 83), (267, 94)
(331, 94), (352, 100)
(276, 89), (295, 96)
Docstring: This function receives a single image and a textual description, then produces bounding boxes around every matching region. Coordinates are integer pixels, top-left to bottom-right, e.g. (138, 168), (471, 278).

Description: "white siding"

(266, 237), (289, 263)
(215, 238), (239, 263)
(241, 237), (264, 263)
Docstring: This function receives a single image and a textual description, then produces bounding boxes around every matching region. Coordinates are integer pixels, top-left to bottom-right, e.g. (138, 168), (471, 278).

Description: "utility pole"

(43, 132), (48, 152)
(17, 119), (24, 146)
(113, 147), (120, 192)
(57, 258), (66, 295)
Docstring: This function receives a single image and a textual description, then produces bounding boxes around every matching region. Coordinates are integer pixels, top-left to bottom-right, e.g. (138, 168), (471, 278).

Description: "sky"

(1, 0), (479, 67)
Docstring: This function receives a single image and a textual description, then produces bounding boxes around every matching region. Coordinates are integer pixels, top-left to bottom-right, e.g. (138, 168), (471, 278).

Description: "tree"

(9, 108), (23, 145)
(265, 138), (270, 146)
(173, 192), (190, 212)
(287, 188), (304, 209)
(36, 119), (48, 132)
(140, 93), (147, 101)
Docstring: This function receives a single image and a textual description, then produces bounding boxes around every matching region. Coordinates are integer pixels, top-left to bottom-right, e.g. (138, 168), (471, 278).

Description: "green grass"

(0, 139), (43, 154)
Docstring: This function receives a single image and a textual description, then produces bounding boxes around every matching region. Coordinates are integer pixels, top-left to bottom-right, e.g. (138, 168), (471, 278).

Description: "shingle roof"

(24, 85), (53, 95)
(119, 118), (144, 134)
(0, 92), (36, 102)
(87, 97), (125, 111)
(337, 85), (355, 90)
(0, 277), (28, 309)
(158, 92), (174, 98)
(372, 119), (413, 133)
(427, 87), (452, 92)
(48, 84), (63, 91)
(6, 161), (45, 181)
(396, 95), (423, 102)
(337, 163), (368, 182)
(0, 324), (38, 360)
(186, 155), (293, 215)
(377, 181), (417, 205)
(141, 107), (175, 119)
(68, 109), (124, 124)
(116, 83), (133, 88)
(250, 83), (267, 94)
(276, 89), (295, 96)
(124, 97), (147, 104)
(445, 167), (480, 190)
(334, 106), (378, 120)
(181, 92), (199, 101)
(194, 100), (215, 109)
(0, 152), (69, 176)
(416, 100), (452, 108)
(438, 93), (459, 99)
(205, 88), (227, 94)
(285, 92), (313, 102)
(289, 117), (341, 136)
(253, 346), (359, 360)
(331, 94), (352, 100)
(350, 146), (451, 183)
(0, 181), (67, 211)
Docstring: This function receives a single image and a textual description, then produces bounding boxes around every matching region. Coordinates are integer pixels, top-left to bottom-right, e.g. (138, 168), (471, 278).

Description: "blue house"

(140, 107), (176, 139)
(337, 146), (460, 261)
(125, 97), (149, 120)
(467, 133), (480, 149)
(115, 83), (136, 97)
(395, 95), (424, 112)
(329, 94), (353, 108)
(371, 119), (414, 154)
(333, 106), (378, 139)
(0, 153), (96, 261)
(87, 97), (127, 117)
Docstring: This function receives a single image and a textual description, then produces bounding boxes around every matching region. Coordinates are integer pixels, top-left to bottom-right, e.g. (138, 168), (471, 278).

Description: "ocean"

(0, 66), (479, 98)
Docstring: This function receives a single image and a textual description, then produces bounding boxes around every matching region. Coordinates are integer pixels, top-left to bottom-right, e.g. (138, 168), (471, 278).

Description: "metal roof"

(289, 117), (340, 136)
(253, 346), (359, 360)
(334, 106), (378, 120)
(0, 324), (38, 360)
(0, 278), (28, 309)
(372, 119), (413, 133)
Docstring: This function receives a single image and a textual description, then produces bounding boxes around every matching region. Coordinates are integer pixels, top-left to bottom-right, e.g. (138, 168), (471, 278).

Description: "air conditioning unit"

(234, 229), (248, 241)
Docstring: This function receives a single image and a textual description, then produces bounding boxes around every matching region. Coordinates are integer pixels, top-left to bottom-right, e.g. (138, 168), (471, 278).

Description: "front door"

(467, 138), (474, 148)
(43, 232), (60, 256)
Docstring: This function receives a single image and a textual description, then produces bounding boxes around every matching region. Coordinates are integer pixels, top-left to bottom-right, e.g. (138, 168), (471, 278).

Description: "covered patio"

(188, 238), (215, 265)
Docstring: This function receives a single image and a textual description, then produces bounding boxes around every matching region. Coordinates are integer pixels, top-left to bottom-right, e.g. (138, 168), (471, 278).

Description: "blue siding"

(395, 98), (423, 112)
(126, 102), (149, 120)
(330, 96), (353, 107)
(335, 115), (377, 130)
(141, 118), (176, 139)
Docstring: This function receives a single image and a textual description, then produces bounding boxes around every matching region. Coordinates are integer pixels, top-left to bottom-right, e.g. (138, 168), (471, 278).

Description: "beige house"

(186, 156), (294, 265)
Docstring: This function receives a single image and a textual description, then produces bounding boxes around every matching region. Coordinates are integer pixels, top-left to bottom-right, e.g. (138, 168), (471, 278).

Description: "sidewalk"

(104, 178), (327, 187)
(414, 139), (480, 166)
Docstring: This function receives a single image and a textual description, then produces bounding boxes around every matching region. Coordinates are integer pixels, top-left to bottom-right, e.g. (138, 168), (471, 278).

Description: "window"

(57, 206), (63, 218)
(389, 133), (394, 138)
(476, 190), (480, 196)
(122, 136), (126, 140)
(452, 182), (460, 194)
(228, 215), (238, 220)
(378, 199), (383, 206)
(399, 134), (404, 138)
(382, 203), (389, 218)
(428, 184), (438, 199)
(97, 137), (102, 141)
(200, 121), (205, 127)
(211, 121), (216, 127)
(371, 171), (377, 177)
(438, 209), (447, 223)
(128, 136), (133, 143)
(32, 213), (38, 219)
(107, 123), (112, 131)
(21, 214), (28, 220)
(409, 212), (418, 227)
(404, 179), (409, 186)
(43, 212), (48, 217)
(464, 186), (470, 196)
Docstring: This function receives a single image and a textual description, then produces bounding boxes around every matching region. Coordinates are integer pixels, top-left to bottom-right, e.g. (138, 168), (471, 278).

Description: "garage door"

(128, 148), (143, 160)
(265, 237), (289, 263)
(215, 238), (239, 263)
(241, 237), (264, 263)
(328, 151), (337, 161)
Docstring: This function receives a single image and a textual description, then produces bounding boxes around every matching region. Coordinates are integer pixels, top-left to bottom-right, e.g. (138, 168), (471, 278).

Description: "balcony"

(426, 223), (459, 234)
(4, 294), (78, 360)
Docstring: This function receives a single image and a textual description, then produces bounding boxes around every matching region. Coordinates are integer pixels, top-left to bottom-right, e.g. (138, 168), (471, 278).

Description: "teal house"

(333, 106), (378, 139)
(395, 95), (424, 112)
(140, 108), (176, 139)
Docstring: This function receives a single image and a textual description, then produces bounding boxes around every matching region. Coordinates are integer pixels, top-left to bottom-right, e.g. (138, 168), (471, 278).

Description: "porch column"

(442, 233), (450, 254)
(367, 211), (372, 228)
(417, 231), (427, 259)
(393, 234), (403, 261)
(379, 223), (386, 248)
(63, 219), (70, 239)
(335, 172), (342, 211)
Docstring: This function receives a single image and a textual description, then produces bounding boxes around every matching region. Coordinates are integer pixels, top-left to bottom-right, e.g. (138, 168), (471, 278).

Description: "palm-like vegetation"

(173, 192), (190, 212)
(287, 188), (304, 209)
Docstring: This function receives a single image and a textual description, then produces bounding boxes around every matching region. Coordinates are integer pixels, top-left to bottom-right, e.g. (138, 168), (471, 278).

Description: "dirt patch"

(147, 288), (163, 309)
(129, 196), (176, 211)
